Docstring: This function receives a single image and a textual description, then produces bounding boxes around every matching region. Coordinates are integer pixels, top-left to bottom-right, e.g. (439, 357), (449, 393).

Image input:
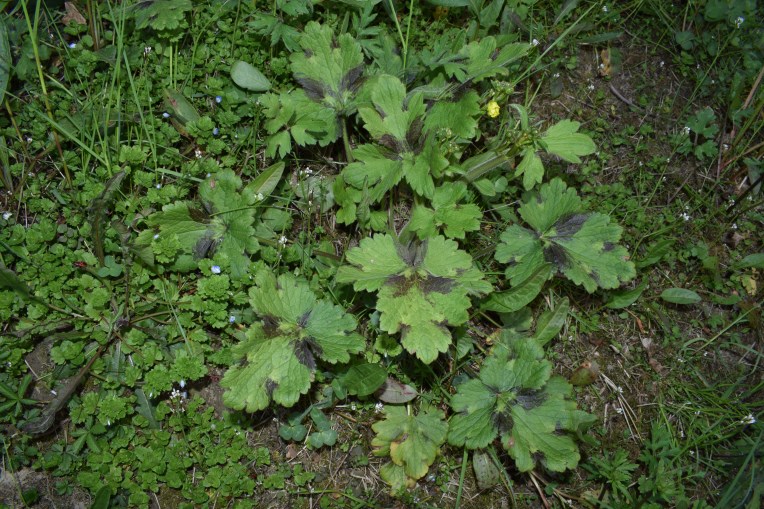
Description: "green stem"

(20, 0), (72, 188)
(455, 449), (468, 509)
(388, 1), (407, 69)
(342, 117), (354, 163)
(403, 0), (415, 69)
(462, 148), (515, 183)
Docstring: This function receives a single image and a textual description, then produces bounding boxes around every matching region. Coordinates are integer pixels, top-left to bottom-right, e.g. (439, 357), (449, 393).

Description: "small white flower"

(179, 379), (186, 388)
(732, 223), (738, 229)
(553, 72), (560, 78)
(588, 83), (595, 91)
(602, 5), (608, 12)
(255, 192), (264, 202)
(680, 212), (691, 221)
(278, 235), (288, 247)
(741, 413), (756, 425)
(229, 315), (236, 323)
(215, 95), (223, 104)
(107, 419), (111, 426)
(195, 148), (203, 159)
(155, 183), (162, 189)
(659, 61), (665, 68)
(735, 16), (744, 28)
(532, 38), (539, 46)
(153, 233), (160, 240)
(615, 406), (624, 414)
(144, 46), (152, 55)
(615, 386), (624, 394)
(374, 402), (384, 413)
(2, 212), (11, 220)
(211, 265), (221, 274)
(683, 126), (691, 135)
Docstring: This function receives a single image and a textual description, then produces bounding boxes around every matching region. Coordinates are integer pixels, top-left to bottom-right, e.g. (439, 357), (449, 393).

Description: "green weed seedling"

(0, 374), (36, 420)
(585, 423), (715, 509)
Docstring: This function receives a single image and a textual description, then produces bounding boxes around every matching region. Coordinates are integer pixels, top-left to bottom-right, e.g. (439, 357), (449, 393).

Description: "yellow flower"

(486, 100), (500, 118)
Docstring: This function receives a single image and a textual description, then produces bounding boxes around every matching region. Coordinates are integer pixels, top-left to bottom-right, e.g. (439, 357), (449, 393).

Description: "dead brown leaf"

(63, 2), (87, 26)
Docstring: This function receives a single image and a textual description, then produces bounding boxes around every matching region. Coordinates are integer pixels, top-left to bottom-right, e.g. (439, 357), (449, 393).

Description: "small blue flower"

(211, 265), (221, 274)
(215, 95), (222, 104)
(229, 315), (236, 324)
(163, 112), (170, 118)
(212, 127), (219, 136)
(68, 42), (77, 49)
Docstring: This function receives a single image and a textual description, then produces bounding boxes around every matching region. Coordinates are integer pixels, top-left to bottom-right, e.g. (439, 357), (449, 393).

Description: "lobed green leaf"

(337, 234), (490, 363)
(222, 272), (364, 412)
(372, 406), (448, 481)
(496, 178), (635, 292)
